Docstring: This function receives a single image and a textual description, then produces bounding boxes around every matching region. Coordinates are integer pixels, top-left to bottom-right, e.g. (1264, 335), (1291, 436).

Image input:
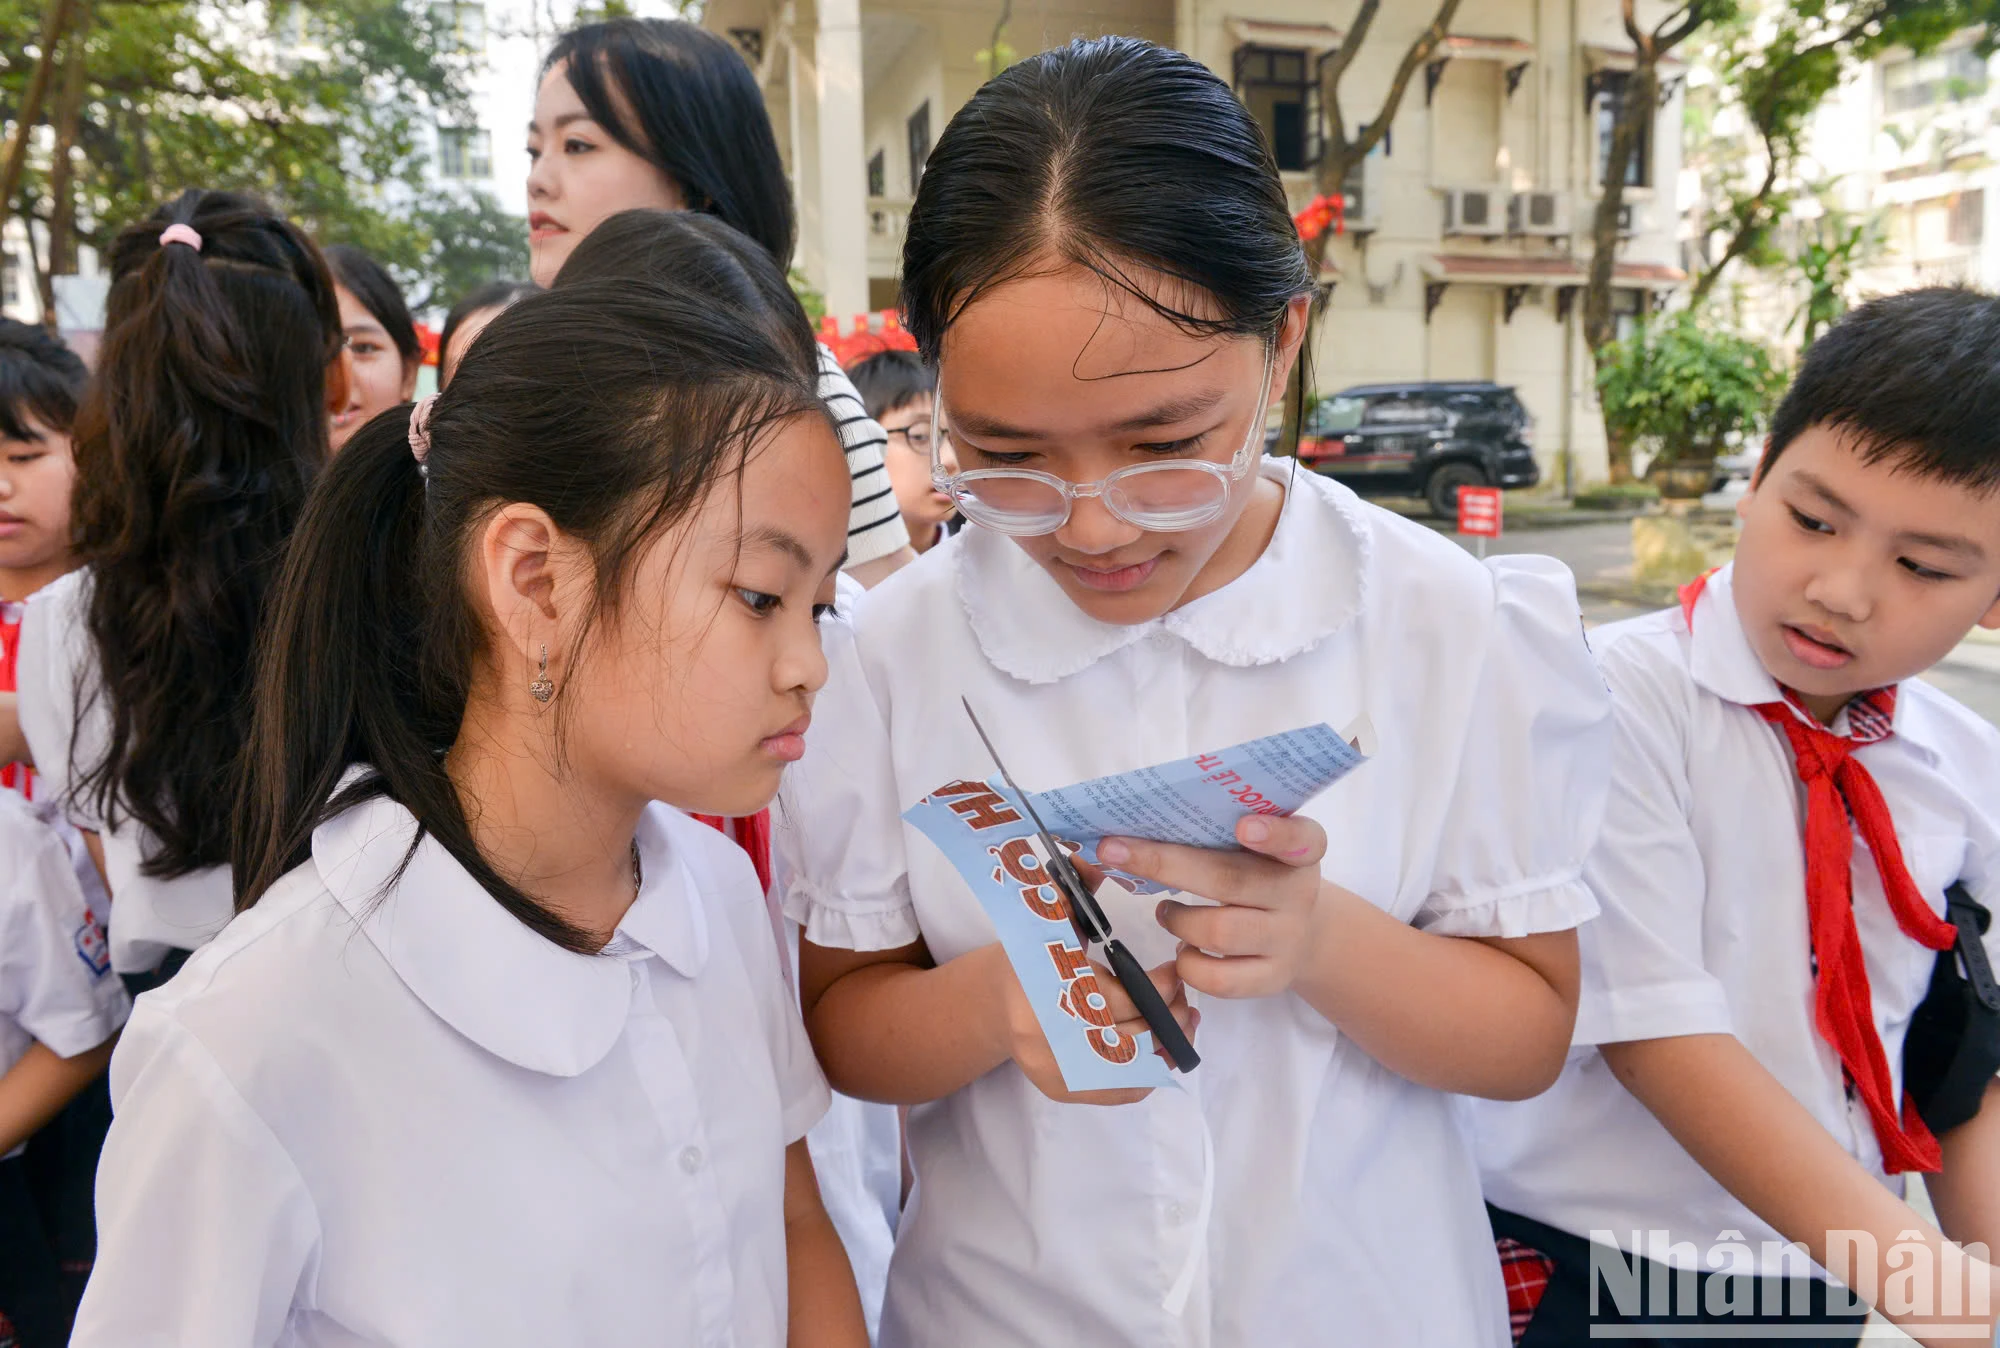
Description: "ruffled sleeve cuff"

(782, 877), (923, 952)
(1416, 866), (1600, 939)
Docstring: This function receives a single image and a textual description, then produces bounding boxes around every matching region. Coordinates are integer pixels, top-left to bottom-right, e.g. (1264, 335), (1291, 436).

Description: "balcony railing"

(868, 196), (912, 275)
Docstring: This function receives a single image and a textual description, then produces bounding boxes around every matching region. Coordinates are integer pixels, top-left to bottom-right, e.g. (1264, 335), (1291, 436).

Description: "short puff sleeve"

(16, 568), (103, 832)
(776, 594), (922, 951)
(1416, 555), (1611, 938)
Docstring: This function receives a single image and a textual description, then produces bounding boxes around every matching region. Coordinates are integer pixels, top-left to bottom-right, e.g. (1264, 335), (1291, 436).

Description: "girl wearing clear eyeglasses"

(776, 37), (1612, 1348)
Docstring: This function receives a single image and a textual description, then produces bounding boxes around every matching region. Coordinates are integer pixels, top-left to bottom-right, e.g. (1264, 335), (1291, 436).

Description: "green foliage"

(1687, 0), (2000, 298)
(1574, 481), (1663, 510)
(1790, 201), (1878, 350)
(0, 0), (531, 311)
(788, 268), (826, 325)
(1596, 310), (1786, 465)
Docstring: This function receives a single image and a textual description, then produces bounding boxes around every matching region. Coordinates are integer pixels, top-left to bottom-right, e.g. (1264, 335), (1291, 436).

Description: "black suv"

(1283, 381), (1539, 518)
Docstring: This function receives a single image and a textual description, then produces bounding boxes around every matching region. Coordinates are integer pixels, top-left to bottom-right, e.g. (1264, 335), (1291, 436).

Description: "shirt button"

(679, 1145), (704, 1174)
(1165, 1202), (1189, 1225)
(629, 965), (643, 989)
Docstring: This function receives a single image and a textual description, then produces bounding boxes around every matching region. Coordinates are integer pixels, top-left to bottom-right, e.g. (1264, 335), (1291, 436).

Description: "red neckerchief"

(1680, 571), (1954, 1172)
(0, 599), (32, 799)
(691, 809), (774, 894)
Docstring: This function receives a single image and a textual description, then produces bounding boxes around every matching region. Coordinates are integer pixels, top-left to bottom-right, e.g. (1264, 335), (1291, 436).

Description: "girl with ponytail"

(15, 189), (347, 990)
(71, 277), (866, 1346)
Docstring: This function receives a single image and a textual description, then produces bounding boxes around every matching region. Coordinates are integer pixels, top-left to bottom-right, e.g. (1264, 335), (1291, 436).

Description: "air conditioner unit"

(1442, 187), (1505, 237)
(1508, 190), (1569, 237)
(1343, 152), (1387, 234)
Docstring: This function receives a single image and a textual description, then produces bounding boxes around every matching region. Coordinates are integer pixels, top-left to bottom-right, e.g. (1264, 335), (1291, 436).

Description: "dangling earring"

(529, 644), (554, 704)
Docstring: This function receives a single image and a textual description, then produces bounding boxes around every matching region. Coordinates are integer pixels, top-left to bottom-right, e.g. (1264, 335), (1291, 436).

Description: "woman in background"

(524, 16), (914, 588)
(324, 245), (420, 452)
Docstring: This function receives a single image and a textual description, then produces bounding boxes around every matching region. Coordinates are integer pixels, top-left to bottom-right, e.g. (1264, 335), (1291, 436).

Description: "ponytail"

(229, 409), (589, 944)
(71, 188), (340, 878)
(234, 278), (827, 951)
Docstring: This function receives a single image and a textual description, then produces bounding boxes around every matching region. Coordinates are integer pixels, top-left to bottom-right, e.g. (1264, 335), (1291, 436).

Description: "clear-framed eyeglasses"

(931, 355), (1276, 537)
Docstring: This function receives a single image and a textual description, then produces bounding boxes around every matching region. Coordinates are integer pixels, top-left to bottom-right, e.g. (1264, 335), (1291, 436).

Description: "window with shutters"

(1232, 46), (1322, 172)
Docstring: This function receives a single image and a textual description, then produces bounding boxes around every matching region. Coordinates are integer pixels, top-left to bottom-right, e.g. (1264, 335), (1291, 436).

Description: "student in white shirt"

(523, 16), (914, 587)
(15, 189), (351, 991)
(70, 279), (867, 1345)
(0, 792), (126, 1346)
(776, 38), (1611, 1348)
(555, 208), (907, 1338)
(1477, 288), (2000, 1347)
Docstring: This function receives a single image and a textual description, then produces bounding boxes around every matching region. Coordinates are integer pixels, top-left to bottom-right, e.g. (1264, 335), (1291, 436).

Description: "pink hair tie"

(157, 223), (202, 252)
(407, 394), (440, 468)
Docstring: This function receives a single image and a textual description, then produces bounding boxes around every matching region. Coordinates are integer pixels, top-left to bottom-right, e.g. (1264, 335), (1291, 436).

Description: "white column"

(815, 0), (868, 322)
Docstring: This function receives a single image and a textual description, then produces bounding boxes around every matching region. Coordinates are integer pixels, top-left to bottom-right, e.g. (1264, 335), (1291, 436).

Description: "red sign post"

(1456, 485), (1503, 556)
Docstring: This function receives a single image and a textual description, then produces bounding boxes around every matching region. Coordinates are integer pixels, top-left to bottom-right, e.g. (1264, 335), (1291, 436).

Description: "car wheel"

(1424, 462), (1487, 519)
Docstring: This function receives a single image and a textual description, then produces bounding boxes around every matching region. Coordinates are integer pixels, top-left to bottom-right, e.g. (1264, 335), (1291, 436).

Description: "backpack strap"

(1945, 883), (2000, 1013)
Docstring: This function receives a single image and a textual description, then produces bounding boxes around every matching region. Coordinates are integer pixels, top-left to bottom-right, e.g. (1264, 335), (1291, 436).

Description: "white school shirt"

(821, 345), (911, 568)
(1475, 563), (2000, 1276)
(776, 460), (1612, 1348)
(0, 790), (128, 1158)
(71, 791), (829, 1348)
(16, 568), (236, 973)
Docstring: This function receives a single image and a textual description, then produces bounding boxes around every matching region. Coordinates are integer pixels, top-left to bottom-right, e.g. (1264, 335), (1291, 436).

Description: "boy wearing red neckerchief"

(1478, 288), (2000, 1348)
(0, 321), (89, 800)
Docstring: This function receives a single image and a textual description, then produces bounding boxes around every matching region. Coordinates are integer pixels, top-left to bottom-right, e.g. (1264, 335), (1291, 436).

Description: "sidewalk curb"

(1411, 509), (1653, 534)
(1576, 579), (1678, 609)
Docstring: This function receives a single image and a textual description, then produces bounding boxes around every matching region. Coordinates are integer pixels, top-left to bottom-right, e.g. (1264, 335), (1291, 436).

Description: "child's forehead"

(1777, 422), (2000, 544)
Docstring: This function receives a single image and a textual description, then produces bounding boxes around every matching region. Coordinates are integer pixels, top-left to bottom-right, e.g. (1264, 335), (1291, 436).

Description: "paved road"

(1432, 518), (2000, 729)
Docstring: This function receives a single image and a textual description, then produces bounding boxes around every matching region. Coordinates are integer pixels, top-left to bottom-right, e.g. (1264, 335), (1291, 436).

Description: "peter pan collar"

(954, 457), (1373, 684)
(312, 781), (708, 1077)
(1685, 563), (1937, 759)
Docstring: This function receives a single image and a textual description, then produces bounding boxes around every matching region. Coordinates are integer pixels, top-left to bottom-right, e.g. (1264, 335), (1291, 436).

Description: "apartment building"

(1807, 32), (1997, 295)
(701, 0), (1689, 483)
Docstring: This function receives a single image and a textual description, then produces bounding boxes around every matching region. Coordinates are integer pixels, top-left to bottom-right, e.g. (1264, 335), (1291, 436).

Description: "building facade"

(702, 0), (1689, 485)
(1805, 32), (1995, 296)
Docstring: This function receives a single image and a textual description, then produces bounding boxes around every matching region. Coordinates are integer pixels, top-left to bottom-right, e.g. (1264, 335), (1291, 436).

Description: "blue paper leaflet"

(902, 722), (1368, 1090)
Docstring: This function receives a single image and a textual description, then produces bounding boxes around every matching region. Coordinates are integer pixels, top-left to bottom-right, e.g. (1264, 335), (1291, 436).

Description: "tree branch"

(0, 0), (81, 236)
(1655, 5), (1707, 52)
(1355, 0), (1462, 161)
(1321, 0), (1379, 91)
(1689, 133), (1780, 303)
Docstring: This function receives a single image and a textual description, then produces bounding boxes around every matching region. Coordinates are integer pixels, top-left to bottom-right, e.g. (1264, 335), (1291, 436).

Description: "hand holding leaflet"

(900, 708), (1368, 1092)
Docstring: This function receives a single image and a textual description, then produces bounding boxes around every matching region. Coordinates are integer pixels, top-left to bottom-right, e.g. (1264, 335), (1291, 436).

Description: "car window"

(1308, 396), (1365, 435)
(1367, 395), (1446, 427)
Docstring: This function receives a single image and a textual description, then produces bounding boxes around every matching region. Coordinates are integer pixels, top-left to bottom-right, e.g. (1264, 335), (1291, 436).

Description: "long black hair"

(901, 36), (1313, 361)
(233, 279), (827, 951)
(71, 188), (341, 878)
(544, 18), (795, 269)
(325, 244), (422, 370)
(554, 209), (816, 380)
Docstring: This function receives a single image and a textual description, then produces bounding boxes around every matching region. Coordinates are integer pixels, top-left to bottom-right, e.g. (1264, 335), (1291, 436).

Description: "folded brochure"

(902, 722), (1368, 1091)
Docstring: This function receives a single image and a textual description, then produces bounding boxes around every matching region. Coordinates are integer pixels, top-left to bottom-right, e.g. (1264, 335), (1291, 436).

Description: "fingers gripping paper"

(1037, 722), (1369, 895)
(900, 722), (1368, 1092)
(904, 776), (1172, 1092)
